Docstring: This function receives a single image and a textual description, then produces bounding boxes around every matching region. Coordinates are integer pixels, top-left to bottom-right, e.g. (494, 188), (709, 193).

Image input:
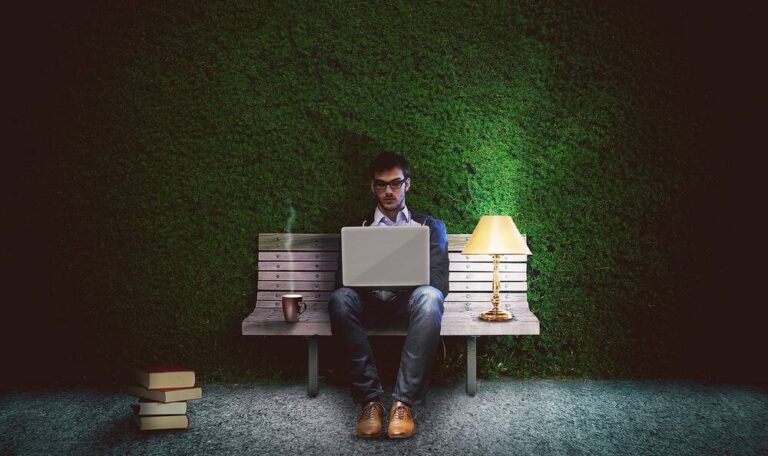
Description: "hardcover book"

(134, 399), (188, 416)
(131, 406), (189, 431)
(127, 384), (202, 403)
(134, 365), (196, 389)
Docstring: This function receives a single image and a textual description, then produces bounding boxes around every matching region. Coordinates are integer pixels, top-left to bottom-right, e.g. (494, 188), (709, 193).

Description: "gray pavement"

(1, 380), (767, 455)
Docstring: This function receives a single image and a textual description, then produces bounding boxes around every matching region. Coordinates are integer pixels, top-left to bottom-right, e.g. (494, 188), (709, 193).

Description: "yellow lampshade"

(462, 215), (532, 255)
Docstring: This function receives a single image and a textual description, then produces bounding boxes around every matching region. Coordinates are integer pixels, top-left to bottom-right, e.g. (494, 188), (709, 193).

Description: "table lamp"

(462, 215), (532, 321)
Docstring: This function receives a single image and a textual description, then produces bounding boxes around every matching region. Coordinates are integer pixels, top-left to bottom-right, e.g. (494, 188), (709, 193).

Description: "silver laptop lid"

(341, 225), (430, 288)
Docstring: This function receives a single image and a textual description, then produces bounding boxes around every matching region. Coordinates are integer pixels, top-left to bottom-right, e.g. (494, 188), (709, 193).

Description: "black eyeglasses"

(373, 178), (406, 191)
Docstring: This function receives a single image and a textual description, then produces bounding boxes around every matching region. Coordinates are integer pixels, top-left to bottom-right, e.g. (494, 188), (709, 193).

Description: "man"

(328, 151), (449, 439)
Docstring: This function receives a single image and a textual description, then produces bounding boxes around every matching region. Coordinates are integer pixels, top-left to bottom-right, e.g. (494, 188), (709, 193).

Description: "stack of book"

(128, 365), (202, 431)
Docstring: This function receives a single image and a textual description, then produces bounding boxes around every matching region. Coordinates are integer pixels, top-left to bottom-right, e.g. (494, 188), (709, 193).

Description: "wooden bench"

(242, 233), (539, 397)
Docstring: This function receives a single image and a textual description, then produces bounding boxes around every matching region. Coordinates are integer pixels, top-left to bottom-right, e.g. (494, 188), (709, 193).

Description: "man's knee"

(328, 287), (362, 318)
(408, 285), (444, 317)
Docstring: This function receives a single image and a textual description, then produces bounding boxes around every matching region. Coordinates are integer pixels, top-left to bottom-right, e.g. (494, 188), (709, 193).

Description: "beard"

(380, 196), (402, 209)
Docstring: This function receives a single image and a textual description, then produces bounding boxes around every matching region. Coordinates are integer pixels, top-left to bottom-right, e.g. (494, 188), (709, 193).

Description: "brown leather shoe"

(356, 401), (385, 438)
(387, 401), (415, 438)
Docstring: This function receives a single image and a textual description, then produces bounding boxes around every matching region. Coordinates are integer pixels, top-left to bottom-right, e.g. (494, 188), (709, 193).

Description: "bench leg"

(307, 336), (319, 397)
(466, 336), (477, 396)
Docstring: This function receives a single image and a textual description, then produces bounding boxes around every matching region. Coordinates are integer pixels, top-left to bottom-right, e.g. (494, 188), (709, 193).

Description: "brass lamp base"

(478, 253), (514, 322)
(480, 309), (512, 321)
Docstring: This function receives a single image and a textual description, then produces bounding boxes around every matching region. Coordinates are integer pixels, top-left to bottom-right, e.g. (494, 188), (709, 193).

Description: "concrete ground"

(1, 379), (767, 455)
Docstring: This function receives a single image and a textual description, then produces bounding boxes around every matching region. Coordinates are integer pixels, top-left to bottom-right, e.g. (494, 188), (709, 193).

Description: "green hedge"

(58, 0), (706, 384)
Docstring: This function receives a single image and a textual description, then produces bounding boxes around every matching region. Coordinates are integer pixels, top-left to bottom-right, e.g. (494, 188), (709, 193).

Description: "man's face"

(370, 166), (411, 212)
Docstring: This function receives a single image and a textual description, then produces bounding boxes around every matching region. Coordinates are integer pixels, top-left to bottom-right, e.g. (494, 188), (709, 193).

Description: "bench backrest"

(256, 233), (528, 305)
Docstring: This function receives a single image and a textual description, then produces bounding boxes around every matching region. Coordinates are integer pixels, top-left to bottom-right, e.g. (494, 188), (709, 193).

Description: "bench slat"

(244, 310), (538, 324)
(254, 291), (527, 303)
(258, 281), (527, 292)
(449, 272), (526, 281)
(258, 271), (528, 282)
(258, 261), (338, 271)
(448, 253), (527, 262)
(260, 251), (526, 262)
(445, 292), (527, 301)
(259, 234), (340, 251)
(244, 322), (540, 336)
(442, 312), (539, 322)
(244, 313), (537, 326)
(447, 234), (526, 252)
(259, 252), (339, 261)
(449, 262), (526, 272)
(252, 300), (533, 312)
(258, 271), (336, 281)
(259, 261), (527, 274)
(243, 305), (540, 320)
(257, 291), (331, 301)
(450, 282), (527, 291)
(259, 261), (526, 273)
(439, 320), (539, 335)
(242, 319), (334, 336)
(257, 233), (529, 253)
(242, 307), (539, 336)
(258, 281), (336, 291)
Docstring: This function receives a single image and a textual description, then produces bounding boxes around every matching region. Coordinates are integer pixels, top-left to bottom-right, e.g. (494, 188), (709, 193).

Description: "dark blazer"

(334, 209), (450, 297)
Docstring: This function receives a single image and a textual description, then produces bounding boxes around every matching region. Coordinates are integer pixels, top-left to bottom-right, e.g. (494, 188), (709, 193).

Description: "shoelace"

(361, 402), (384, 420)
(392, 405), (408, 421)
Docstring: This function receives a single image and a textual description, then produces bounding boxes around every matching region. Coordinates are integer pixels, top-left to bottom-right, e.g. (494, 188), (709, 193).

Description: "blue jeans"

(328, 285), (445, 407)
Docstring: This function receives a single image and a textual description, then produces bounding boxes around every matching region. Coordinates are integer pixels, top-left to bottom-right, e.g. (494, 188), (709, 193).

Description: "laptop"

(340, 225), (430, 288)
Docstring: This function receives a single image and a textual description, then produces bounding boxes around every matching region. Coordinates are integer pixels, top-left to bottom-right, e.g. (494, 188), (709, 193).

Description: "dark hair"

(368, 152), (410, 179)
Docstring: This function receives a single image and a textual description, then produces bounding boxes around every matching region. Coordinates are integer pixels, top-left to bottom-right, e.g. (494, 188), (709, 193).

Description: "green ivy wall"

(51, 1), (711, 384)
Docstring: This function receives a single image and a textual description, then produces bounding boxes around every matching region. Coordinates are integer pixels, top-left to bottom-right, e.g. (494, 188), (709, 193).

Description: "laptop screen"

(340, 226), (430, 288)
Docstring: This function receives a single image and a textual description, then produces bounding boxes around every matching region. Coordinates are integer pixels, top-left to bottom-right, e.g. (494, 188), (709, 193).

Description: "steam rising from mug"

(284, 199), (296, 293)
